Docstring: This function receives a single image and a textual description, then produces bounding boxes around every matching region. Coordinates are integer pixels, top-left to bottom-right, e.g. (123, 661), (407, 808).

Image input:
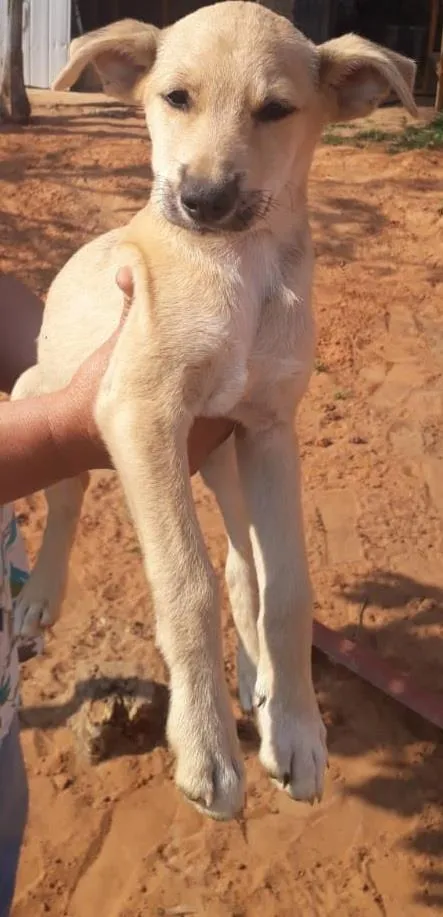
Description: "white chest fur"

(202, 231), (315, 420)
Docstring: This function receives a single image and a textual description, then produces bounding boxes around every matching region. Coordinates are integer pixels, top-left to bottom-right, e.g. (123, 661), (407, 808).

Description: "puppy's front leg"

(236, 422), (327, 803)
(96, 375), (244, 820)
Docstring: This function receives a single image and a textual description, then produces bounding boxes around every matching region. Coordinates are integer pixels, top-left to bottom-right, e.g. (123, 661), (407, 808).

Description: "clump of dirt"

(70, 662), (168, 764)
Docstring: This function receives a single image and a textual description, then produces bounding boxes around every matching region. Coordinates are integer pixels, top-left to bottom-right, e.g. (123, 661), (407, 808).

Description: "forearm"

(0, 389), (235, 505)
(0, 275), (43, 393)
(0, 391), (91, 504)
(0, 274), (234, 502)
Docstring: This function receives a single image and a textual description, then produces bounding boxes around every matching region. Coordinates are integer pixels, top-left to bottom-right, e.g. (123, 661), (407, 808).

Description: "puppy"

(13, 2), (417, 819)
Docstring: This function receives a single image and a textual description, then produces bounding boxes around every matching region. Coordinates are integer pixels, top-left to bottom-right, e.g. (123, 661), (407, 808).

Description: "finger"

(116, 265), (134, 300)
(188, 419), (236, 475)
(116, 266), (134, 324)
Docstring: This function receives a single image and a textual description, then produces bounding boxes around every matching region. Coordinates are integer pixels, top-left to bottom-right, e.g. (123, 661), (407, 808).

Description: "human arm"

(0, 274), (42, 394)
(0, 269), (234, 504)
(0, 393), (234, 504)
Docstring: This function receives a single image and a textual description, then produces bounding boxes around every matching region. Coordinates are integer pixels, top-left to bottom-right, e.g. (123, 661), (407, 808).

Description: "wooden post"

(436, 24), (443, 111)
(0, 0), (30, 125)
(423, 0), (439, 93)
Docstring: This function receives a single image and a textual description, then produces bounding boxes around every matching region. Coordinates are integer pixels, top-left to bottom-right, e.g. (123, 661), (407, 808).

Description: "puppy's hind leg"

(11, 366), (88, 638)
(14, 476), (88, 638)
(201, 436), (260, 713)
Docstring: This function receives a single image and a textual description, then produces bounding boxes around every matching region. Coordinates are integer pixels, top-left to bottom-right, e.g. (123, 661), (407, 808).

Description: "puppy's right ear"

(52, 18), (160, 104)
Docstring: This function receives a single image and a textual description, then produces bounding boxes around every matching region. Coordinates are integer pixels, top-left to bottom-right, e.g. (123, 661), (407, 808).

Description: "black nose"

(180, 175), (239, 224)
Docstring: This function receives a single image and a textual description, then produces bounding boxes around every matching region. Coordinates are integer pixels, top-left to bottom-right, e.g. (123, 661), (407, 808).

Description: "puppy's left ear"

(318, 34), (418, 122)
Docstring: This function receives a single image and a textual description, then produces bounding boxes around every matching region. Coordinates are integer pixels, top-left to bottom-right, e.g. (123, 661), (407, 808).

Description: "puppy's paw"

(168, 687), (245, 820)
(256, 687), (327, 803)
(14, 572), (64, 639)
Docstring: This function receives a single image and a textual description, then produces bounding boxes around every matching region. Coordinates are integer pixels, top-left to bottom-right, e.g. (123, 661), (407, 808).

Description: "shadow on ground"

(19, 568), (443, 905)
(320, 569), (443, 908)
(2, 106), (442, 295)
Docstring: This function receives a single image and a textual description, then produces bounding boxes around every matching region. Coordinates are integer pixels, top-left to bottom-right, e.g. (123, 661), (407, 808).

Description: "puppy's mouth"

(154, 179), (272, 234)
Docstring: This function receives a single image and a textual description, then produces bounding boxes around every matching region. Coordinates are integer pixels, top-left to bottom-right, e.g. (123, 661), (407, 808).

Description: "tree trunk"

(0, 0), (30, 124)
(436, 25), (443, 112)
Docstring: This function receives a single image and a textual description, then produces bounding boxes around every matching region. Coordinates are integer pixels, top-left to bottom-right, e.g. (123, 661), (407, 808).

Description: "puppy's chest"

(203, 246), (314, 418)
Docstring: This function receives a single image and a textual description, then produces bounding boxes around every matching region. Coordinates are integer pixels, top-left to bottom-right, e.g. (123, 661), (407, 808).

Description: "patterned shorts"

(7, 513), (43, 663)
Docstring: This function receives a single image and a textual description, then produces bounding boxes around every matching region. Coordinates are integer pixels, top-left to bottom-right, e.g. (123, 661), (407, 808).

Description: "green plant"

(322, 114), (443, 153)
(388, 114), (443, 152)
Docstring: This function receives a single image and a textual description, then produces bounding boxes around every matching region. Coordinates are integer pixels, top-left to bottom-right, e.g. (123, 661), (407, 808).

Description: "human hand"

(59, 266), (235, 475)
(63, 265), (135, 468)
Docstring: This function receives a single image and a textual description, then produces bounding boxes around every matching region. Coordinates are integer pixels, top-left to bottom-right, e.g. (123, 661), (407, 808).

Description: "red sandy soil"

(1, 94), (443, 916)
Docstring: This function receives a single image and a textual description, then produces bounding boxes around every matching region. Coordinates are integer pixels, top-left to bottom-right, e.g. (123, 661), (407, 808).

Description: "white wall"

(0, 0), (71, 89)
(0, 0), (8, 74)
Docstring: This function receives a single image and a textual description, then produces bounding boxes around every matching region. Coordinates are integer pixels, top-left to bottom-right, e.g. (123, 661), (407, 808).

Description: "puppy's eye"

(163, 89), (190, 111)
(254, 100), (297, 123)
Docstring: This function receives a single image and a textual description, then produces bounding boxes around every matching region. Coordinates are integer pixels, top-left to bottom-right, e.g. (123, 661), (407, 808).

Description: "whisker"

(149, 175), (299, 233)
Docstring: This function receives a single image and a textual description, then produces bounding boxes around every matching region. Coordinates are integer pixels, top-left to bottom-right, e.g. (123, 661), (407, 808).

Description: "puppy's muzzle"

(180, 174), (240, 227)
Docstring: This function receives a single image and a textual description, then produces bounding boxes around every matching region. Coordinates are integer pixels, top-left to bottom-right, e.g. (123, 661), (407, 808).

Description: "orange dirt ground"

(1, 93), (443, 917)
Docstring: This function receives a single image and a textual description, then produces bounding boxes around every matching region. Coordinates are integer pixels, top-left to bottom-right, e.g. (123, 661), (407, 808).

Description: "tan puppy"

(13, 2), (417, 820)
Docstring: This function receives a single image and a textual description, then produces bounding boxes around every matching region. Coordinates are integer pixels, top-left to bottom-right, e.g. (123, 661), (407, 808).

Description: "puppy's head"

(54, 2), (417, 234)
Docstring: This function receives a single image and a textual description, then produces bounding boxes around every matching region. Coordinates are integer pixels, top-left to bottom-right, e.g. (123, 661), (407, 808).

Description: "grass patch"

(389, 114), (443, 151)
(334, 389), (352, 401)
(323, 132), (348, 146)
(323, 113), (443, 153)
